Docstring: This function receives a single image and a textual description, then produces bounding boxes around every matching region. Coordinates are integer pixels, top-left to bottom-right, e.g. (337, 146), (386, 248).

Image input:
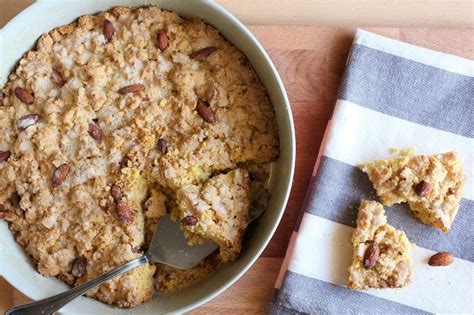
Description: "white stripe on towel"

(323, 100), (474, 200)
(355, 29), (474, 77)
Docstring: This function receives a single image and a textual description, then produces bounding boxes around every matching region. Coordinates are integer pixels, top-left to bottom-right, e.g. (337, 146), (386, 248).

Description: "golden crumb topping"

(359, 151), (465, 232)
(348, 200), (414, 290)
(0, 6), (278, 307)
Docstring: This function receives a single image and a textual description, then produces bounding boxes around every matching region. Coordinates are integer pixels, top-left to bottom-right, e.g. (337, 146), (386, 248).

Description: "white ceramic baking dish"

(0, 0), (295, 313)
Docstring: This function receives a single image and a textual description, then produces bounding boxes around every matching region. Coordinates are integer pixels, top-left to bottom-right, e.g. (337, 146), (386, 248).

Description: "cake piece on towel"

(359, 151), (465, 232)
(348, 200), (414, 289)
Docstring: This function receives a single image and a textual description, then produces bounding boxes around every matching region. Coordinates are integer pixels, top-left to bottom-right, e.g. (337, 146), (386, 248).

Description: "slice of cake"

(359, 151), (465, 232)
(173, 168), (250, 263)
(348, 200), (413, 289)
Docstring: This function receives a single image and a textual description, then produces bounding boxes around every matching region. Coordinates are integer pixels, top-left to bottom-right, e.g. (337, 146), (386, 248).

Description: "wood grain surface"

(1, 2), (473, 314)
(1, 0), (474, 28)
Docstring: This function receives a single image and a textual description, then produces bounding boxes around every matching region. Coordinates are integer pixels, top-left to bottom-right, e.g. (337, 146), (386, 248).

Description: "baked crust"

(348, 200), (414, 289)
(173, 168), (250, 263)
(359, 152), (465, 232)
(0, 6), (278, 307)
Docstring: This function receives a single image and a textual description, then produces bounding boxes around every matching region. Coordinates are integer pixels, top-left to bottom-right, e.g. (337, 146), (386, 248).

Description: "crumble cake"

(348, 200), (414, 289)
(0, 6), (278, 307)
(173, 168), (250, 263)
(155, 165), (270, 294)
(359, 152), (465, 232)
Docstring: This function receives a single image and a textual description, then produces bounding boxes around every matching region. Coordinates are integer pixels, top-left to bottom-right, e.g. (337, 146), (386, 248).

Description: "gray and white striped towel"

(269, 30), (473, 314)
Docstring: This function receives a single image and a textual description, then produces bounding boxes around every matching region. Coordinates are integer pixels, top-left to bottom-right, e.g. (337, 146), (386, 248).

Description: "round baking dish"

(0, 0), (295, 313)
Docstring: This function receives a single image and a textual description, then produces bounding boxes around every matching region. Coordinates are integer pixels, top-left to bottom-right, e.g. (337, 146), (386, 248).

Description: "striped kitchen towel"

(269, 30), (474, 314)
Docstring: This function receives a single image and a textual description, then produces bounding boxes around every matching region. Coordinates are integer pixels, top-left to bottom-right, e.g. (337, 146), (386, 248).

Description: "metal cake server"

(5, 215), (218, 315)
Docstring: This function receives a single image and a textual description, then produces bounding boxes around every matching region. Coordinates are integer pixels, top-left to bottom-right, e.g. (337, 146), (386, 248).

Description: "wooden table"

(1, 1), (473, 314)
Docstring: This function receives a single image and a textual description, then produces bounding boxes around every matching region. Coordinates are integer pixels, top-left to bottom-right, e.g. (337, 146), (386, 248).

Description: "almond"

(181, 215), (198, 226)
(116, 200), (134, 223)
(0, 151), (11, 163)
(157, 30), (168, 51)
(14, 87), (34, 104)
(414, 180), (432, 197)
(158, 138), (168, 154)
(363, 242), (380, 269)
(53, 163), (70, 187)
(9, 192), (21, 209)
(190, 47), (217, 61)
(88, 120), (103, 141)
(10, 192), (24, 216)
(118, 84), (145, 95)
(196, 100), (216, 123)
(71, 256), (87, 277)
(111, 184), (123, 202)
(103, 19), (114, 42)
(0, 210), (15, 220)
(119, 156), (130, 169)
(17, 114), (40, 130)
(428, 252), (454, 266)
(52, 68), (66, 87)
